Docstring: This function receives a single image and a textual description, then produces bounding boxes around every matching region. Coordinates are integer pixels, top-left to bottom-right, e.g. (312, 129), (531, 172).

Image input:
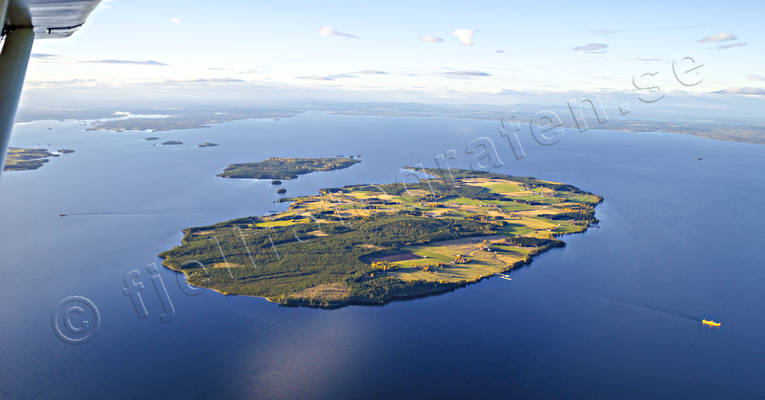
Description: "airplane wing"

(1, 0), (101, 175)
(3, 0), (101, 38)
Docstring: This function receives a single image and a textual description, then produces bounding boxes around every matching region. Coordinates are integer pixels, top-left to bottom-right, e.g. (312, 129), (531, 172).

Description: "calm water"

(1, 113), (764, 399)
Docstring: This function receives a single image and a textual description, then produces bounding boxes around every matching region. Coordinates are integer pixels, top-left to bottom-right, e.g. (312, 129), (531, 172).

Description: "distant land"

(566, 118), (765, 145)
(3, 148), (74, 171)
(323, 106), (765, 145)
(162, 141), (183, 146)
(219, 157), (360, 180)
(86, 110), (298, 132)
(160, 167), (602, 308)
(18, 103), (765, 145)
(198, 142), (219, 148)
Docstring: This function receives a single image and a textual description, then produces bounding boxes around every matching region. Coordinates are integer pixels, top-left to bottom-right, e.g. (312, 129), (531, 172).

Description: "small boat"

(702, 319), (721, 327)
(498, 273), (512, 281)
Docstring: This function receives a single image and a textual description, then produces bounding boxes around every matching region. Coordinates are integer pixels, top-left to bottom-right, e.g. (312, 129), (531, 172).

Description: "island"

(145, 137), (159, 141)
(162, 141), (183, 146)
(160, 167), (602, 308)
(198, 142), (219, 148)
(218, 157), (361, 180)
(3, 148), (73, 171)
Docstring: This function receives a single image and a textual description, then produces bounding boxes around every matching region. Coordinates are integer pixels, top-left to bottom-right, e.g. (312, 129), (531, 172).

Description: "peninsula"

(86, 110), (298, 133)
(160, 167), (602, 308)
(218, 157), (360, 180)
(3, 148), (74, 171)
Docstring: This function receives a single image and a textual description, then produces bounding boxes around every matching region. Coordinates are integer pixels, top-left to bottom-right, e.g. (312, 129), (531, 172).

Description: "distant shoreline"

(17, 105), (765, 145)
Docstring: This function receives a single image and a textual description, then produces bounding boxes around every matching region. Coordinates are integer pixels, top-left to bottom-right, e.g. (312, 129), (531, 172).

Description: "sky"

(18, 0), (765, 116)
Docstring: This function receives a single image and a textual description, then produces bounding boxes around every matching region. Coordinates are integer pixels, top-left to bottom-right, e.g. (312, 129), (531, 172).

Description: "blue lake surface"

(1, 113), (764, 399)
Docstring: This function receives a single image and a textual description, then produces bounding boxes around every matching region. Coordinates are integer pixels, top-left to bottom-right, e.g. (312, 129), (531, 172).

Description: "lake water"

(1, 113), (764, 399)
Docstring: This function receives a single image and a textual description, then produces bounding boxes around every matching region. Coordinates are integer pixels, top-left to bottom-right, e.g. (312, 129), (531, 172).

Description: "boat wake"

(572, 291), (704, 324)
(59, 212), (206, 217)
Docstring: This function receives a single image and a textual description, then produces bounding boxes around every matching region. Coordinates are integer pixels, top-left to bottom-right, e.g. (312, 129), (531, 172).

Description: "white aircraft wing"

(4, 0), (102, 38)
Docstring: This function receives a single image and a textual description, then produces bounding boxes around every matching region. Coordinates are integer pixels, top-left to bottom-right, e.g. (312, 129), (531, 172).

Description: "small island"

(218, 157), (361, 180)
(160, 168), (602, 308)
(198, 142), (219, 148)
(3, 148), (73, 171)
(145, 137), (159, 141)
(162, 141), (183, 146)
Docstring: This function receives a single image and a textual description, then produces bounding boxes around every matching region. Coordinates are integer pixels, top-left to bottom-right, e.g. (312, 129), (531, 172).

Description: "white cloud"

(749, 75), (765, 82)
(698, 33), (737, 43)
(165, 78), (245, 83)
(357, 70), (389, 75)
(716, 42), (747, 50)
(82, 59), (168, 66)
(31, 53), (59, 61)
(452, 29), (477, 45)
(297, 73), (357, 81)
(713, 87), (765, 96)
(25, 79), (99, 89)
(171, 17), (181, 24)
(419, 35), (443, 43)
(442, 70), (490, 78)
(492, 88), (525, 96)
(319, 26), (359, 39)
(572, 43), (608, 52)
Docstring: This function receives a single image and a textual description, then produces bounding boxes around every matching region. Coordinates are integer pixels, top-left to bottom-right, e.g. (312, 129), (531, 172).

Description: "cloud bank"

(83, 59), (168, 66)
(298, 73), (357, 81)
(419, 35), (444, 43)
(716, 42), (747, 50)
(572, 43), (608, 52)
(713, 87), (765, 96)
(319, 26), (359, 39)
(442, 70), (490, 77)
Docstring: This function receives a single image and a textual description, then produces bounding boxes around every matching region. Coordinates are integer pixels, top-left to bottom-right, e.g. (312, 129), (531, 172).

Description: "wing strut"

(0, 0), (35, 175)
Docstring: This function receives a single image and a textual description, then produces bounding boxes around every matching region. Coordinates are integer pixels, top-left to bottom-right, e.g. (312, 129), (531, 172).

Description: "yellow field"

(383, 235), (533, 283)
